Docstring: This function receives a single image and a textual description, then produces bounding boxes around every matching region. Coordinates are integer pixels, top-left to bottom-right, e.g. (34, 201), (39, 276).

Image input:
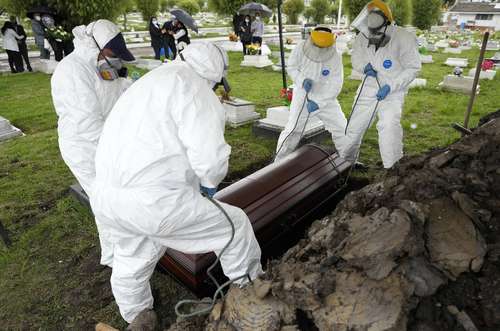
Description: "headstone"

(435, 40), (449, 48)
(409, 78), (427, 89)
(439, 75), (480, 94)
(223, 98), (260, 127)
(445, 58), (468, 67)
(284, 44), (296, 51)
(444, 47), (462, 54)
(420, 54), (433, 64)
(129, 37), (144, 43)
(241, 55), (273, 68)
(486, 41), (500, 51)
(135, 58), (162, 70)
(427, 44), (437, 52)
(349, 70), (364, 80)
(467, 68), (496, 80)
(253, 106), (327, 141)
(0, 116), (23, 142)
(35, 59), (58, 74)
(217, 41), (243, 52)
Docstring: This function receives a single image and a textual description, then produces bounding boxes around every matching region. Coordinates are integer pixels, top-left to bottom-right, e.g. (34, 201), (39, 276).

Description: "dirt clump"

(167, 114), (500, 331)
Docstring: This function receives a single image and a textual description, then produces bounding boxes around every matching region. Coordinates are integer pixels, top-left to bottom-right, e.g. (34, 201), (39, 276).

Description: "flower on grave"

(448, 40), (460, 48)
(286, 38), (293, 45)
(481, 60), (494, 71)
(229, 32), (238, 42)
(247, 43), (261, 55)
(280, 87), (293, 106)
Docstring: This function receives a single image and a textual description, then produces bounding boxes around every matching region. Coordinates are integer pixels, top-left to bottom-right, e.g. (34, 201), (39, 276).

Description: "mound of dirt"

(167, 114), (500, 331)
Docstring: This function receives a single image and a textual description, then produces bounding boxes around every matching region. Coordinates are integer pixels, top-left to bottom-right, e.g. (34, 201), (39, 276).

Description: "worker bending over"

(51, 19), (134, 266)
(275, 26), (347, 162)
(90, 42), (263, 329)
(342, 0), (421, 168)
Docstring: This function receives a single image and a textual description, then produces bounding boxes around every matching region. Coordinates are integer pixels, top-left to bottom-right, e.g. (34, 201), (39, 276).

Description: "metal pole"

(464, 31), (489, 129)
(337, 0), (343, 30)
(277, 0), (287, 89)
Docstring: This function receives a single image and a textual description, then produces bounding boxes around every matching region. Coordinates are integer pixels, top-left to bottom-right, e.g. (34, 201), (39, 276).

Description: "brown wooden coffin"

(158, 144), (352, 296)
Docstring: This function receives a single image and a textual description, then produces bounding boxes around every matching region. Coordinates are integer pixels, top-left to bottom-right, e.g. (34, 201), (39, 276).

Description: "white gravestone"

(435, 40), (449, 48)
(223, 98), (260, 127)
(467, 68), (496, 80)
(241, 54), (273, 68)
(445, 58), (468, 67)
(486, 41), (500, 51)
(0, 116), (23, 142)
(409, 78), (427, 89)
(439, 75), (480, 94)
(135, 59), (162, 70)
(35, 59), (58, 74)
(217, 41), (243, 52)
(444, 47), (462, 54)
(257, 106), (324, 135)
(427, 44), (437, 52)
(420, 54), (433, 64)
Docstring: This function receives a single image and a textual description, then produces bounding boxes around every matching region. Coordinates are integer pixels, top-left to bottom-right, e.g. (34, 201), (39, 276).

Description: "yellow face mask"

(310, 28), (336, 48)
(367, 0), (394, 23)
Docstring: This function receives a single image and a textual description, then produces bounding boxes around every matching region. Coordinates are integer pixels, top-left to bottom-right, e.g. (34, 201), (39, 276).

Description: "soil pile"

(167, 113), (500, 331)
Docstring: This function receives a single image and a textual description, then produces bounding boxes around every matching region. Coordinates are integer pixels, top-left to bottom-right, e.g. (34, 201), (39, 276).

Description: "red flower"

(481, 60), (494, 71)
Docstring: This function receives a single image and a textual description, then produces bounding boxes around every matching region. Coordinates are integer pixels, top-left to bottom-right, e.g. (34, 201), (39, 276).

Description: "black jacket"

(149, 20), (163, 48)
(13, 23), (27, 45)
(239, 21), (252, 43)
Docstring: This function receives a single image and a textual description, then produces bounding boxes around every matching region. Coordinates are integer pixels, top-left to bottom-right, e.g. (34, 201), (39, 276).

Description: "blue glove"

(200, 186), (217, 198)
(363, 63), (377, 78)
(376, 84), (391, 101)
(303, 78), (313, 93)
(306, 99), (319, 113)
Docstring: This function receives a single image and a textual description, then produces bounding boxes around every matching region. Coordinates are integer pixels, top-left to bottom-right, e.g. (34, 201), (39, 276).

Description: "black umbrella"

(239, 2), (273, 18)
(277, 0), (287, 89)
(26, 5), (56, 19)
(170, 9), (198, 33)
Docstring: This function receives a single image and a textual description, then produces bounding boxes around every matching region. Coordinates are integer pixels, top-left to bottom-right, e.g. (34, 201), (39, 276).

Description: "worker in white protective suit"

(51, 19), (134, 266)
(342, 0), (421, 169)
(275, 26), (347, 162)
(90, 42), (263, 329)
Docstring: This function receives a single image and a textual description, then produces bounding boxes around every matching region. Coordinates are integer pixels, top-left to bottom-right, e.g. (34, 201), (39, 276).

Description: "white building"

(447, 1), (500, 31)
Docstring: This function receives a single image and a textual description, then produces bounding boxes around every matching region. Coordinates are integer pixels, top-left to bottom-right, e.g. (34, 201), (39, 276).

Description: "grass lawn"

(0, 46), (499, 329)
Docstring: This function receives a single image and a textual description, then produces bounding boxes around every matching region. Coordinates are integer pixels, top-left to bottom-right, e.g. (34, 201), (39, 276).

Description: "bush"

(310, 0), (330, 24)
(177, 0), (200, 15)
(387, 0), (412, 26)
(283, 0), (305, 25)
(344, 0), (371, 22)
(136, 0), (160, 22)
(413, 0), (441, 30)
(303, 7), (315, 23)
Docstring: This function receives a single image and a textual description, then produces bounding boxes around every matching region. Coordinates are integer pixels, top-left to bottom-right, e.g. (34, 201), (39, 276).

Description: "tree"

(310, 0), (330, 24)
(177, 0), (200, 15)
(136, 0), (160, 23)
(0, 0), (128, 29)
(328, 2), (340, 24)
(283, 0), (304, 24)
(387, 0), (412, 26)
(208, 0), (246, 16)
(344, 0), (370, 22)
(120, 0), (135, 31)
(197, 0), (205, 10)
(303, 6), (315, 23)
(413, 0), (441, 30)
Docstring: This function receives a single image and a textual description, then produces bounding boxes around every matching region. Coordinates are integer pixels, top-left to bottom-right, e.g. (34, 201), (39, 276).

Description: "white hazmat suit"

(51, 20), (132, 266)
(90, 42), (263, 323)
(343, 24), (421, 168)
(275, 38), (347, 162)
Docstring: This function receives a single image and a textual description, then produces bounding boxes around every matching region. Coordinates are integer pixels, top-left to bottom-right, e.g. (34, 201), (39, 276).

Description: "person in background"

(251, 12), (264, 55)
(149, 16), (163, 60)
(31, 13), (50, 59)
(1, 21), (25, 73)
(162, 18), (177, 60)
(171, 19), (190, 52)
(51, 19), (134, 277)
(10, 16), (32, 72)
(239, 15), (252, 55)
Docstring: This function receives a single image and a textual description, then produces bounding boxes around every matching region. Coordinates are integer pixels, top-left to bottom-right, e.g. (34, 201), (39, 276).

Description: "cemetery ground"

(0, 48), (499, 329)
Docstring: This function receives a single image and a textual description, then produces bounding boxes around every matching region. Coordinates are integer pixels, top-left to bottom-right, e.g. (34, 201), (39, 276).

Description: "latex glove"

(200, 186), (217, 198)
(306, 99), (319, 113)
(376, 84), (391, 101)
(363, 63), (377, 78)
(303, 78), (313, 93)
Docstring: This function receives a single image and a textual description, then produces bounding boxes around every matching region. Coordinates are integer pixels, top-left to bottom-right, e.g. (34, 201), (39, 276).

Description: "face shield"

(351, 0), (393, 38)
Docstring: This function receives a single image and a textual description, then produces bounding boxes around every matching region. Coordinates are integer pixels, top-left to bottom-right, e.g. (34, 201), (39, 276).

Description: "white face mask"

(152, 19), (158, 24)
(245, 19), (250, 23)
(255, 16), (260, 21)
(34, 14), (41, 21)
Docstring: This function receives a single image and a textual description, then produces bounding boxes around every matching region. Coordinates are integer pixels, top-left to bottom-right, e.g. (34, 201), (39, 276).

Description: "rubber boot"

(126, 309), (157, 331)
